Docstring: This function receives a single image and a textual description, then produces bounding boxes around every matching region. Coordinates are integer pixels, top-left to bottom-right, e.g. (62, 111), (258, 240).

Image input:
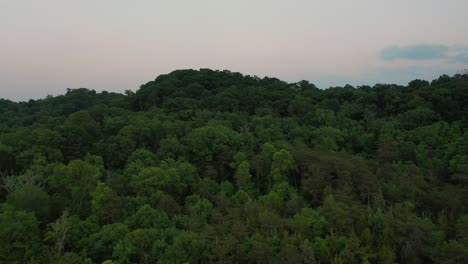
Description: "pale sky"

(1, 0), (468, 101)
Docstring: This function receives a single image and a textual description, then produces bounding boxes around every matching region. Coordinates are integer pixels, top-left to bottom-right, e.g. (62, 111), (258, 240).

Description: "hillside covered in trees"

(0, 69), (467, 263)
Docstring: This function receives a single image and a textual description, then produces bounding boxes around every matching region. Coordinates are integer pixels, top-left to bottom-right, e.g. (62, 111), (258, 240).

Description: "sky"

(1, 0), (468, 101)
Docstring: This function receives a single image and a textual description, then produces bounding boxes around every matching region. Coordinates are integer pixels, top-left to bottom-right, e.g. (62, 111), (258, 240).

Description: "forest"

(0, 69), (467, 263)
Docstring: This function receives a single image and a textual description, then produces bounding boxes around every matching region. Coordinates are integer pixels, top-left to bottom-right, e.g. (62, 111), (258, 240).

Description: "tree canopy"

(0, 69), (467, 263)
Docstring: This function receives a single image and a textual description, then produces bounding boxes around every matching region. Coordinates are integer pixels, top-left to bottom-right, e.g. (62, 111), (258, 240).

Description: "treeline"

(0, 69), (467, 263)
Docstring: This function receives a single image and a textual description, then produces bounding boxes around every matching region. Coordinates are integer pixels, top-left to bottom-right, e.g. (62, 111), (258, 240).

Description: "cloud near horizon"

(380, 44), (468, 64)
(380, 44), (449, 60)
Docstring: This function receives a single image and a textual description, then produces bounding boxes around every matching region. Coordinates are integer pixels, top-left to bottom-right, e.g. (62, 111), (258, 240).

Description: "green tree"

(235, 160), (254, 192)
(271, 149), (295, 185)
(0, 207), (43, 263)
(125, 204), (172, 230)
(85, 223), (129, 263)
(6, 183), (50, 222)
(159, 232), (208, 264)
(91, 182), (122, 224)
(252, 142), (277, 193)
(48, 159), (102, 216)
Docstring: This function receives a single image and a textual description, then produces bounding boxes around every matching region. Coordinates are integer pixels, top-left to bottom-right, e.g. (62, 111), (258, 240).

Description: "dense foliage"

(0, 69), (467, 263)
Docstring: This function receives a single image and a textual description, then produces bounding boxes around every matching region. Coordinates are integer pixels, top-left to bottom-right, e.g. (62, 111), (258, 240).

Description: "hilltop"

(0, 69), (467, 263)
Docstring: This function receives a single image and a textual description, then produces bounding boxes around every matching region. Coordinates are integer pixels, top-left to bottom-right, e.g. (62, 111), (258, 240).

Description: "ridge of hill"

(0, 69), (467, 263)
